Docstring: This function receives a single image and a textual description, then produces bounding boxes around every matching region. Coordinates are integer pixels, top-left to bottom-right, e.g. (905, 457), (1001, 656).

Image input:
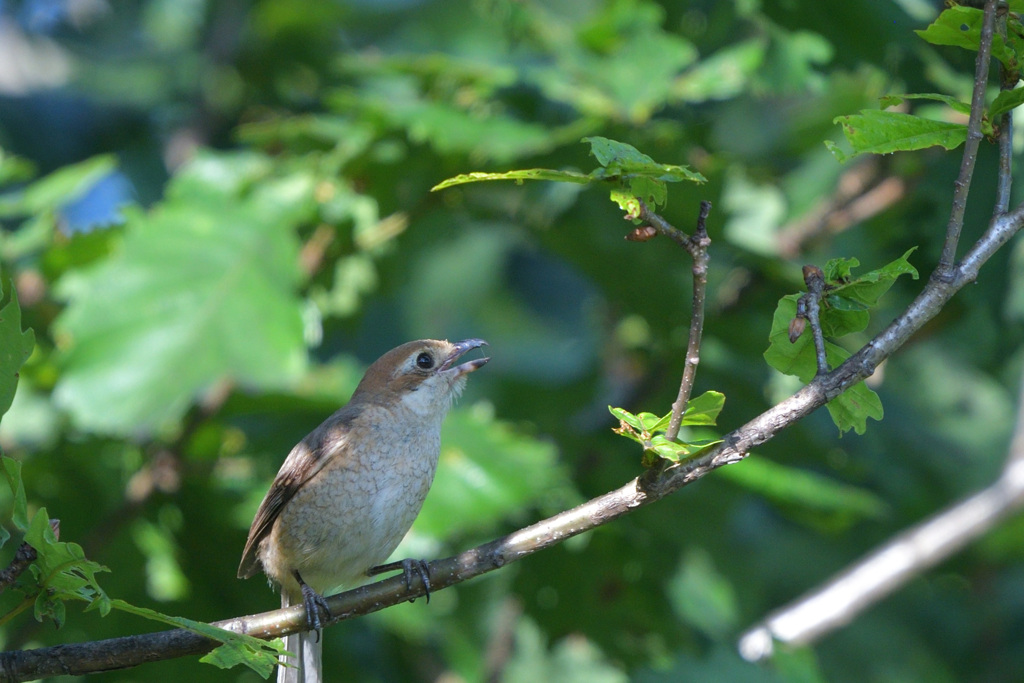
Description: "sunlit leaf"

(432, 169), (591, 192)
(828, 111), (967, 162)
(681, 391), (726, 426)
(915, 5), (1018, 68)
(53, 152), (310, 435)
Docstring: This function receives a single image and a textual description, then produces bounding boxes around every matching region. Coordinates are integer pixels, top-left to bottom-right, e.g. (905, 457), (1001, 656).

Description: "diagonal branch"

(3, 198), (1024, 682)
(737, 370), (1024, 660)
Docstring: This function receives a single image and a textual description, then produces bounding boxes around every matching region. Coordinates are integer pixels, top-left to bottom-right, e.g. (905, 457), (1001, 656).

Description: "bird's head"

(351, 338), (489, 417)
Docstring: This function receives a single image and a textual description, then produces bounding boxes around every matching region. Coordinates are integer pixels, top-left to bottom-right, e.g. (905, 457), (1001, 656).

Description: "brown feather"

(237, 405), (361, 579)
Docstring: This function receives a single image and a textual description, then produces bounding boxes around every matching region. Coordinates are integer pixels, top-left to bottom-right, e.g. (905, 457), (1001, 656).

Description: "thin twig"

(800, 265), (829, 376)
(2, 199), (1023, 683)
(638, 200), (700, 258)
(666, 201), (712, 441)
(993, 5), (1015, 218)
(738, 371), (1024, 660)
(938, 0), (997, 273)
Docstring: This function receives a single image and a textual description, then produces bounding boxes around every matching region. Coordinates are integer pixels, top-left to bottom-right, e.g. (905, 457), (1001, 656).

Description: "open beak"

(441, 338), (490, 375)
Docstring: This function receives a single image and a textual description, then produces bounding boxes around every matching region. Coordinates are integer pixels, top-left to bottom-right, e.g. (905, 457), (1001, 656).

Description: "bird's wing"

(237, 407), (359, 579)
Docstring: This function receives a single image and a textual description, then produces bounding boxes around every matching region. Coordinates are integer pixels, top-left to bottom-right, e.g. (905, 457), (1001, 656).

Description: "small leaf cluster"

(827, 3), (1024, 161)
(0, 278), (285, 678)
(609, 391), (724, 468)
(764, 250), (919, 435)
(432, 136), (705, 215)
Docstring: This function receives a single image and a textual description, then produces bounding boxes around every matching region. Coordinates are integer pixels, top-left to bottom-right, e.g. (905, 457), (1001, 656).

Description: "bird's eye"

(415, 352), (434, 369)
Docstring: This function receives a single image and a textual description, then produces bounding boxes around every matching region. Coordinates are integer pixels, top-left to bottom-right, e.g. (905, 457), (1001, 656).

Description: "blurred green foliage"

(0, 1), (1022, 682)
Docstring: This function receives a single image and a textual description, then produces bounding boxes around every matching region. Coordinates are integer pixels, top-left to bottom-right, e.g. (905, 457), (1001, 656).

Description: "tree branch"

(993, 5), (1015, 218)
(737, 369), (1024, 660)
(938, 0), (997, 273)
(665, 201), (711, 441)
(3, 197), (1023, 681)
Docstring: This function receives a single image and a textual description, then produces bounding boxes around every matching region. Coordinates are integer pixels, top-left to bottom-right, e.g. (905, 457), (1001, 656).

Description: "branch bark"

(938, 0), (997, 272)
(738, 371), (1024, 660)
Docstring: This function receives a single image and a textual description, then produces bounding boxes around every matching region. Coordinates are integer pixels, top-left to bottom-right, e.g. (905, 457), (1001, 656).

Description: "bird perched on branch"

(238, 338), (490, 683)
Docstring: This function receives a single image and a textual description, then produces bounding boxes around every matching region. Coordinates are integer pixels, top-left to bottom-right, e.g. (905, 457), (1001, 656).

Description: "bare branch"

(938, 0), (997, 272)
(993, 6), (1015, 218)
(666, 201), (712, 441)
(798, 265), (829, 376)
(738, 371), (1024, 661)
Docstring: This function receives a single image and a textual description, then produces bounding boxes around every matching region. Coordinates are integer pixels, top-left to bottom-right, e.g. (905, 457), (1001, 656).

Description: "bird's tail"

(277, 591), (323, 683)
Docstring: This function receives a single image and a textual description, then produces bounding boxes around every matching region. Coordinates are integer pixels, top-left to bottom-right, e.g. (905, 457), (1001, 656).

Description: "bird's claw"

(368, 558), (432, 603)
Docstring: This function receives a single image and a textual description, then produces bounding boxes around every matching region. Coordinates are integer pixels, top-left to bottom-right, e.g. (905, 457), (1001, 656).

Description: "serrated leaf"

(53, 152), (310, 435)
(25, 507), (112, 623)
(432, 168), (591, 192)
(829, 248), (919, 307)
(829, 111), (967, 162)
(681, 391), (726, 426)
(879, 93), (972, 116)
(824, 256), (859, 282)
(716, 457), (888, 520)
(915, 6), (1017, 68)
(584, 136), (705, 183)
(990, 87), (1024, 119)
(0, 279), (34, 423)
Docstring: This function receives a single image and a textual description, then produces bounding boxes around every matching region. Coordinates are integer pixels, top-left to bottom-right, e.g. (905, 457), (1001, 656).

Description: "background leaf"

(52, 152), (310, 434)
(828, 111), (967, 162)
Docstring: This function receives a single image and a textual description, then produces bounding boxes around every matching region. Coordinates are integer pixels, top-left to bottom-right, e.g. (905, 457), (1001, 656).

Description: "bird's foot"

(294, 570), (331, 632)
(367, 558), (431, 603)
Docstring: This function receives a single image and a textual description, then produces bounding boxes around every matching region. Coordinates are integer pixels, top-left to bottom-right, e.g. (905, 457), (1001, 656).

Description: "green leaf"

(53, 152), (310, 435)
(432, 168), (592, 192)
(25, 507), (111, 624)
(716, 457), (888, 521)
(503, 616), (628, 683)
(878, 93), (972, 116)
(672, 38), (767, 103)
(667, 548), (739, 639)
(828, 111), (967, 162)
(110, 598), (285, 678)
(0, 278), (35, 422)
(584, 136), (705, 183)
(681, 391), (726, 426)
(1, 456), (29, 533)
(990, 87), (1024, 119)
(763, 289), (888, 435)
(915, 6), (1017, 69)
(827, 248), (919, 308)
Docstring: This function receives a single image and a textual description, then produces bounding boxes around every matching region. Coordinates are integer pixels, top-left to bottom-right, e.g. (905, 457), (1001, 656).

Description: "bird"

(238, 338), (489, 683)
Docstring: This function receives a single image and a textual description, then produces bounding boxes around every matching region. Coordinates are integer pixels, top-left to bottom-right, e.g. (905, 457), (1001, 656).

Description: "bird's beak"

(441, 338), (490, 375)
